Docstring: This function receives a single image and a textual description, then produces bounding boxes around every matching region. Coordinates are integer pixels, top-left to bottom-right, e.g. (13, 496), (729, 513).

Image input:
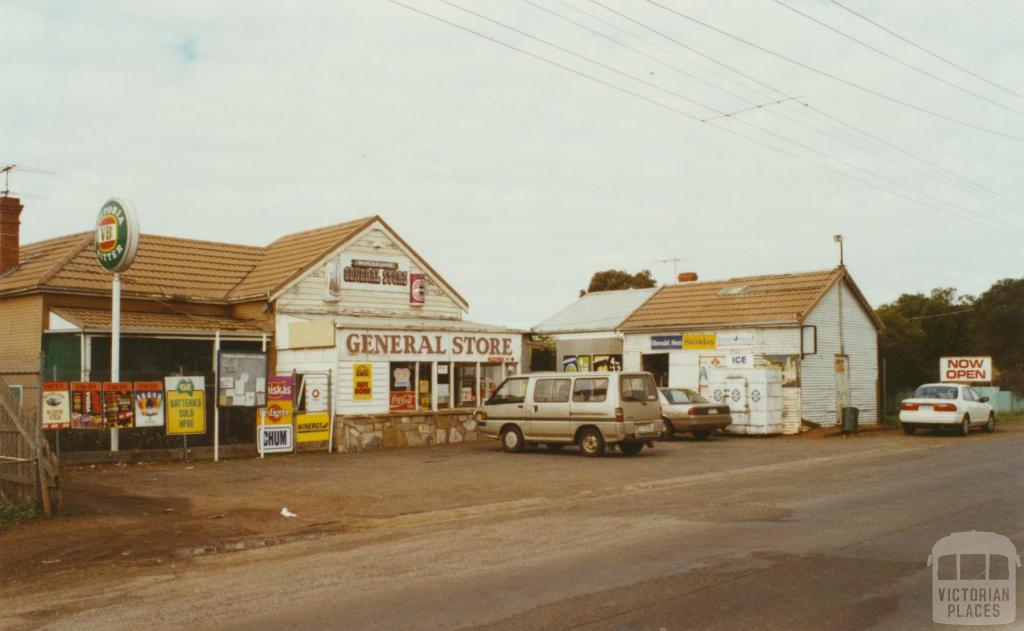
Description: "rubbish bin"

(842, 406), (859, 433)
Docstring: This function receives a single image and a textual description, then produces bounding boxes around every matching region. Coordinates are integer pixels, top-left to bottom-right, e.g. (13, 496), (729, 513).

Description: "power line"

(383, 0), (1024, 239)
(570, 0), (1024, 214)
(770, 0), (1024, 118)
(828, 0), (1024, 102)
(637, 0), (1024, 142)
(904, 308), (974, 321)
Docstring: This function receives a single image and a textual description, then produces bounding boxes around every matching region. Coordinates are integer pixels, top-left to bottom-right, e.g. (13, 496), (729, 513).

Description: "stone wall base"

(336, 410), (479, 453)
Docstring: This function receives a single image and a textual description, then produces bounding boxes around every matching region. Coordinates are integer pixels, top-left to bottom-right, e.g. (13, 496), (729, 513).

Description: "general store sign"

(940, 357), (992, 383)
(344, 331), (517, 361)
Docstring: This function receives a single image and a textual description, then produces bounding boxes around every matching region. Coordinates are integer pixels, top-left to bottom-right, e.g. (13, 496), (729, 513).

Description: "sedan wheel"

(960, 415), (970, 437)
(662, 419), (675, 439)
(901, 424), (916, 435)
(578, 428), (605, 457)
(985, 414), (996, 433)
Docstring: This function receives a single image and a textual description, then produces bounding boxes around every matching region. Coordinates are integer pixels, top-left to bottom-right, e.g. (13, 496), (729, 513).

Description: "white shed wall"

(801, 281), (879, 426)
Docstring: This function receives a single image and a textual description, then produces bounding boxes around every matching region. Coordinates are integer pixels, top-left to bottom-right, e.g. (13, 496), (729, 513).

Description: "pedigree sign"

(344, 331), (517, 361)
(940, 357), (992, 383)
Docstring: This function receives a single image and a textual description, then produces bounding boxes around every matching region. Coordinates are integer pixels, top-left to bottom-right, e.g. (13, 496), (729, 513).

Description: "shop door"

(834, 355), (850, 423)
(641, 353), (669, 387)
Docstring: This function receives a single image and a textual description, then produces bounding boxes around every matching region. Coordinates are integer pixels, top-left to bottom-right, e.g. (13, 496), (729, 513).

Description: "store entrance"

(641, 353), (669, 387)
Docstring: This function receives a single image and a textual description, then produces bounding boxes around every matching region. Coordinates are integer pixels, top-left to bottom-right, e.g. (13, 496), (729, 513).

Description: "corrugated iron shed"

(533, 288), (658, 334)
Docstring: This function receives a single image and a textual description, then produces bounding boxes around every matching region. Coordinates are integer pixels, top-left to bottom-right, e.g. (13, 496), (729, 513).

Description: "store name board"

(344, 259), (408, 287)
(651, 335), (681, 350)
(345, 333), (515, 358)
(940, 357), (992, 383)
(683, 333), (717, 350)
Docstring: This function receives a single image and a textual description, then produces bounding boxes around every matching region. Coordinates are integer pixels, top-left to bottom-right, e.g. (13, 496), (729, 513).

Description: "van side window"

(620, 374), (658, 401)
(572, 378), (608, 403)
(534, 379), (571, 403)
(489, 378), (528, 404)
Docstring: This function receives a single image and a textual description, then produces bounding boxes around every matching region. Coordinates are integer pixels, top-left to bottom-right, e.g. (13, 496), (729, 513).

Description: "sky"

(3, 1), (1022, 328)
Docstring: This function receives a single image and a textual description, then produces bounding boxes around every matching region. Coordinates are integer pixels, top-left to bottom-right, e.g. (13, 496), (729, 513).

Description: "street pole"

(214, 330), (220, 463)
(259, 333), (267, 459)
(111, 272), (120, 452)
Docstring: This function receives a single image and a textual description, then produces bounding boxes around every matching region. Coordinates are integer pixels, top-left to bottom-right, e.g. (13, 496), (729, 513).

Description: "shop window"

(389, 361), (416, 411)
(534, 378), (570, 403)
(454, 363), (478, 407)
(489, 378), (528, 404)
(480, 364), (503, 403)
(572, 378), (608, 403)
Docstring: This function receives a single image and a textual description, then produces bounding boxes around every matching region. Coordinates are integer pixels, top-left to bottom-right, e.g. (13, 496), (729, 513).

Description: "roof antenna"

(1, 165), (14, 197)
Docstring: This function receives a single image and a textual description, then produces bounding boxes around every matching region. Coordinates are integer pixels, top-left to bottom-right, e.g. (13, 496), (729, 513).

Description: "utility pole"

(833, 234), (844, 266)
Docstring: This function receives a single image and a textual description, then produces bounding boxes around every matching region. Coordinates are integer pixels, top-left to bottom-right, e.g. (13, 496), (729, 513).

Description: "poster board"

(266, 375), (294, 426)
(102, 382), (134, 428)
(133, 381), (165, 428)
(296, 412), (330, 443)
(42, 382), (71, 430)
(216, 351), (268, 408)
(353, 363), (372, 400)
(70, 382), (103, 428)
(165, 376), (207, 436)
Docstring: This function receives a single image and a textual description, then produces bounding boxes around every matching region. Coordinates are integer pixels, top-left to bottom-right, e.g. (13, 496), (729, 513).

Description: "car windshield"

(661, 388), (708, 404)
(914, 385), (959, 399)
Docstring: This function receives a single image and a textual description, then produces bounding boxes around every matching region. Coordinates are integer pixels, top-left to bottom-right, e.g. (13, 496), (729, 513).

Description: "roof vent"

(717, 285), (747, 296)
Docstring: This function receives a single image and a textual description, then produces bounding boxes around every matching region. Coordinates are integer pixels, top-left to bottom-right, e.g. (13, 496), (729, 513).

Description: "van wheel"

(501, 427), (525, 453)
(901, 424), (916, 435)
(618, 441), (644, 456)
(959, 415), (970, 437)
(578, 428), (605, 457)
(546, 443), (565, 452)
(692, 431), (711, 440)
(985, 414), (996, 433)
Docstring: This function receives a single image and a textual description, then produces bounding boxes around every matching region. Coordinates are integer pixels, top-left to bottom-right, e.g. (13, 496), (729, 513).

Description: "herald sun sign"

(940, 357), (992, 383)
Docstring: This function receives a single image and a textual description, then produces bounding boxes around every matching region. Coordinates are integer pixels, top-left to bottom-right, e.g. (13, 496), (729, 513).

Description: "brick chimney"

(0, 195), (24, 275)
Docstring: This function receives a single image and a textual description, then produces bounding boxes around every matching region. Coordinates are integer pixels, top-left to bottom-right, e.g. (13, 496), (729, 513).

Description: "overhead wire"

(383, 0), (1024, 238)
(570, 0), (1024, 214)
(635, 0), (1024, 142)
(769, 0), (1024, 119)
(828, 0), (1024, 102)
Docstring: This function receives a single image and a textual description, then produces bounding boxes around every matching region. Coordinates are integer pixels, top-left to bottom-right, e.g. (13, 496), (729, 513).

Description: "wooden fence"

(0, 374), (59, 511)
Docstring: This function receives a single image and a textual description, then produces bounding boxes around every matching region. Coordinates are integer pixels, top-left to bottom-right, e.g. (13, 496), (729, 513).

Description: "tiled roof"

(0, 217), (378, 304)
(533, 288), (657, 334)
(51, 307), (271, 335)
(227, 217), (373, 300)
(620, 268), (867, 331)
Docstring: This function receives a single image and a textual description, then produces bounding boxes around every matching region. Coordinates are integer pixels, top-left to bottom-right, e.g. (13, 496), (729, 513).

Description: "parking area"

(1, 422), (1021, 598)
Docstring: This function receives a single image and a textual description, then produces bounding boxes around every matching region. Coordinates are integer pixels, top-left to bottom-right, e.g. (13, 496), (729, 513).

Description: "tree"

(969, 278), (1024, 391)
(585, 269), (657, 294)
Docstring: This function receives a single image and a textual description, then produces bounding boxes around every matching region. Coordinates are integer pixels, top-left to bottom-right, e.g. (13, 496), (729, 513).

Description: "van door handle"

(516, 404), (523, 409)
(533, 405), (538, 413)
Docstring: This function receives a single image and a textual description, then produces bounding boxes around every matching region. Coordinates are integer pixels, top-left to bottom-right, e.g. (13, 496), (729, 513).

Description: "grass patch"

(0, 497), (38, 532)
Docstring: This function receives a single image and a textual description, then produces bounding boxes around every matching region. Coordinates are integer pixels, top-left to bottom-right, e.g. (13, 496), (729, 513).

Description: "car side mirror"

(980, 396), (989, 403)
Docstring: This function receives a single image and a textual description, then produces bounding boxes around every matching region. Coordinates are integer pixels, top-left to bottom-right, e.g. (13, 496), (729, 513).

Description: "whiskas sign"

(940, 357), (992, 383)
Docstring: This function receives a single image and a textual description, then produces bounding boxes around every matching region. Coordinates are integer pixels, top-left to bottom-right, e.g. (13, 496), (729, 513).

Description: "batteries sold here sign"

(940, 357), (992, 383)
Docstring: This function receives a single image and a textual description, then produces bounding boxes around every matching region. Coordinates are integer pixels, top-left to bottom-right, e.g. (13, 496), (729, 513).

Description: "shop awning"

(47, 307), (272, 339)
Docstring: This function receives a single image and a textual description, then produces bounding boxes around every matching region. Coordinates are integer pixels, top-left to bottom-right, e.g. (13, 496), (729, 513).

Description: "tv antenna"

(656, 256), (693, 278)
(1, 165), (14, 197)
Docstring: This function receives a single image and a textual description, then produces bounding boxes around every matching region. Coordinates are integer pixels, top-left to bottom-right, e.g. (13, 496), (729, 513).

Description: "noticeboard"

(217, 351), (268, 408)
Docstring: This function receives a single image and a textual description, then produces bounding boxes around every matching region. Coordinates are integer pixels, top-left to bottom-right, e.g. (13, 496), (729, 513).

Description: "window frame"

(534, 378), (571, 403)
(572, 377), (609, 403)
(488, 377), (529, 405)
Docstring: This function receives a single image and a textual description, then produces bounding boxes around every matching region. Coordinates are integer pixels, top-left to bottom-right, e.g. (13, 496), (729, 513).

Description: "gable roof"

(620, 267), (882, 331)
(0, 214), (468, 309)
(533, 288), (657, 334)
(227, 217), (373, 301)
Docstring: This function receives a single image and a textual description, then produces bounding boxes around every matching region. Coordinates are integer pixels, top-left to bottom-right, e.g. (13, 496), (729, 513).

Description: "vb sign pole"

(94, 198), (139, 452)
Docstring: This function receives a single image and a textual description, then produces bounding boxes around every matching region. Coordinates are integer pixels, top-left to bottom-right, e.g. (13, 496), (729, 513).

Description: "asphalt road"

(5, 426), (1023, 630)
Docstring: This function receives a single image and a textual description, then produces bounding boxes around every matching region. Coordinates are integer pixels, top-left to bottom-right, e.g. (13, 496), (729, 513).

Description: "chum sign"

(940, 357), (992, 383)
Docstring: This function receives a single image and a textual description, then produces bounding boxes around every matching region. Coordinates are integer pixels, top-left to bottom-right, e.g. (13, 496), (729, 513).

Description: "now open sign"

(940, 357), (992, 383)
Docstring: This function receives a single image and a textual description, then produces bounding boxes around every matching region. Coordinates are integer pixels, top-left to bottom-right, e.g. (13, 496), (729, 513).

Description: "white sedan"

(899, 383), (995, 436)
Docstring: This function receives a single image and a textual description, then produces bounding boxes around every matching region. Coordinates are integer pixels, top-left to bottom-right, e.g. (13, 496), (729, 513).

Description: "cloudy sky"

(3, 1), (1021, 327)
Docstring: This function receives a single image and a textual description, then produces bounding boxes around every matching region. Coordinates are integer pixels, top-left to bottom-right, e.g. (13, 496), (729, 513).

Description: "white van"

(477, 371), (663, 456)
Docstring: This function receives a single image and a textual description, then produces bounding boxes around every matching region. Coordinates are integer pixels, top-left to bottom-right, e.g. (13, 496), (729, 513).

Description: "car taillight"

(615, 407), (624, 422)
(899, 402), (918, 411)
(933, 404), (957, 412)
(688, 408), (702, 416)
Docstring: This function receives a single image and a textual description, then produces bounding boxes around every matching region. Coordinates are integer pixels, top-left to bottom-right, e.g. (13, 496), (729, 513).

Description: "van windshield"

(620, 374), (658, 402)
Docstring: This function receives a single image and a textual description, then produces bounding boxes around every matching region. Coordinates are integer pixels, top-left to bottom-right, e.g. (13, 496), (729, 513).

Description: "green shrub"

(0, 496), (37, 532)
